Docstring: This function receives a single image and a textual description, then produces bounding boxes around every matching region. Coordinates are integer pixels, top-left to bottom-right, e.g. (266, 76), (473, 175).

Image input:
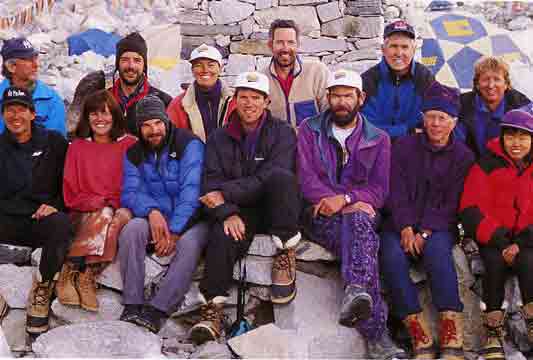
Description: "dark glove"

(513, 226), (533, 248)
(489, 227), (512, 251)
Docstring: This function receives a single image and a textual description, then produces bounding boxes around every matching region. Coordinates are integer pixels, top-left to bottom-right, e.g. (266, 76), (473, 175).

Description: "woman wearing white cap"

(167, 44), (235, 142)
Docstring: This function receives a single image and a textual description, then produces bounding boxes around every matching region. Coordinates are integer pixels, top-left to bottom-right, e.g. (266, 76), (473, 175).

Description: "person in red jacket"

(59, 90), (136, 312)
(460, 107), (533, 360)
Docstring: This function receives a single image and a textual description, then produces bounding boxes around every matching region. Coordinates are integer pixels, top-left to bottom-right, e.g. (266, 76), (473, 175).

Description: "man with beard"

(117, 95), (208, 333)
(0, 37), (66, 136)
(361, 20), (434, 139)
(189, 72), (301, 344)
(111, 32), (172, 135)
(263, 19), (329, 128)
(298, 69), (406, 359)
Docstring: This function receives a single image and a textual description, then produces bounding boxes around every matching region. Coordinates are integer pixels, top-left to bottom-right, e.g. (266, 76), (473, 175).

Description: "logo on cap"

(197, 44), (209, 53)
(7, 89), (25, 97)
(393, 21), (408, 30)
(22, 40), (33, 49)
(246, 73), (259, 82)
(334, 71), (347, 80)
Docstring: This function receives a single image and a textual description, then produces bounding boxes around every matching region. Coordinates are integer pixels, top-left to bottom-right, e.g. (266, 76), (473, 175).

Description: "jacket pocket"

(294, 100), (317, 126)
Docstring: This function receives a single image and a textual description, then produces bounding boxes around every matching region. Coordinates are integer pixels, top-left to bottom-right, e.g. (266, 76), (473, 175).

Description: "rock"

(177, 0), (201, 9)
(337, 48), (381, 62)
(384, 5), (401, 20)
(176, 10), (209, 25)
(354, 37), (381, 49)
(278, 0), (326, 5)
(180, 24), (241, 36)
(330, 60), (379, 74)
(97, 256), (166, 291)
(234, 255), (273, 286)
(296, 240), (336, 262)
(273, 271), (366, 358)
(240, 17), (255, 38)
(51, 289), (123, 324)
(255, 0), (273, 10)
(344, 15), (384, 39)
(32, 321), (162, 357)
(190, 341), (233, 358)
(0, 265), (33, 309)
(508, 16), (532, 31)
(182, 36), (216, 49)
(209, 0), (255, 25)
(321, 18), (344, 37)
(158, 318), (190, 340)
(345, 0), (383, 16)
(316, 2), (342, 23)
(507, 311), (531, 353)
(225, 54), (256, 75)
(247, 234), (277, 257)
(230, 40), (271, 55)
(228, 323), (294, 358)
(254, 6), (320, 35)
(0, 245), (32, 265)
(299, 37), (347, 53)
(248, 285), (271, 301)
(322, 53), (339, 65)
(0, 327), (11, 358)
(2, 310), (30, 353)
(215, 35), (231, 47)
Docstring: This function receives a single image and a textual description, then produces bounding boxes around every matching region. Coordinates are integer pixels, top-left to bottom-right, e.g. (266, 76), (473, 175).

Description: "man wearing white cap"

(191, 71), (301, 344)
(167, 44), (235, 142)
(298, 69), (406, 359)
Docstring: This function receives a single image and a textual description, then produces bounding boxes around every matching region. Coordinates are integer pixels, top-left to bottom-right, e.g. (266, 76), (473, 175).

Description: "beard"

(273, 52), (295, 68)
(119, 68), (143, 86)
(331, 106), (359, 127)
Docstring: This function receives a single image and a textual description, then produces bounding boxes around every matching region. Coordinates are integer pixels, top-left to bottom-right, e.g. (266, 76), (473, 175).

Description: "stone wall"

(174, 0), (392, 85)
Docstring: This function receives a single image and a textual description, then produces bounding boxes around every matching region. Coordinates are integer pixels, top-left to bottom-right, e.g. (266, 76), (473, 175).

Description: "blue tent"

(420, 13), (530, 91)
(67, 29), (121, 57)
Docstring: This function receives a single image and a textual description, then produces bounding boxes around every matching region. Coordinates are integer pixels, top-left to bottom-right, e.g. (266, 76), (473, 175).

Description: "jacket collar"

(307, 110), (382, 150)
(182, 80), (232, 110)
(1, 122), (47, 148)
(268, 55), (303, 79)
(420, 132), (455, 153)
(225, 110), (268, 142)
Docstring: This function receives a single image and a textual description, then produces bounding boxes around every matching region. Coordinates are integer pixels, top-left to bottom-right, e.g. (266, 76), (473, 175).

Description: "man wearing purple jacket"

(380, 81), (475, 359)
(298, 69), (405, 360)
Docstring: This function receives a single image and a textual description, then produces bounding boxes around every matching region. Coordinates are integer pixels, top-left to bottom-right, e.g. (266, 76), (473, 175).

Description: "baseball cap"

(383, 20), (415, 39)
(234, 72), (269, 96)
(190, 44), (223, 66)
(326, 69), (362, 90)
(2, 87), (34, 112)
(1, 37), (39, 61)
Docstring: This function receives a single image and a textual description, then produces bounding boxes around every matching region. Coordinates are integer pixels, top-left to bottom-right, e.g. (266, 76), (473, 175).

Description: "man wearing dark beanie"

(111, 32), (172, 135)
(380, 81), (475, 359)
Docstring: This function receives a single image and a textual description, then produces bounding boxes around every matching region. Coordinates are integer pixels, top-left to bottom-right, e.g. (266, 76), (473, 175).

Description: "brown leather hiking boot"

(403, 313), (435, 359)
(190, 297), (225, 345)
(522, 302), (533, 344)
(26, 275), (54, 334)
(271, 248), (296, 304)
(77, 266), (98, 312)
(439, 311), (464, 360)
(56, 262), (80, 306)
(480, 310), (505, 360)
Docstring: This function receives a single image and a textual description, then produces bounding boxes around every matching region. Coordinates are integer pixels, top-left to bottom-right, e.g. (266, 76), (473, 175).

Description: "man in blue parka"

(361, 20), (434, 139)
(0, 37), (66, 136)
(117, 95), (208, 333)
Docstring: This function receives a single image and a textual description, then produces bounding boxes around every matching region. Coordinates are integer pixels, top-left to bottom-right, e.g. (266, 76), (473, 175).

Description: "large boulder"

(51, 289), (124, 324)
(0, 265), (34, 309)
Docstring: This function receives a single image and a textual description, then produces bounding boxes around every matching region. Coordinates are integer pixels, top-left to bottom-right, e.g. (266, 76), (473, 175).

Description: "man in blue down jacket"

(361, 20), (434, 139)
(380, 82), (475, 359)
(117, 95), (207, 333)
(190, 72), (301, 344)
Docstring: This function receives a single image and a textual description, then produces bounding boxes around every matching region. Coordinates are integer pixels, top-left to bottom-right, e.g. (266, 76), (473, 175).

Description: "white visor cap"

(326, 69), (363, 91)
(190, 44), (222, 66)
(234, 71), (269, 96)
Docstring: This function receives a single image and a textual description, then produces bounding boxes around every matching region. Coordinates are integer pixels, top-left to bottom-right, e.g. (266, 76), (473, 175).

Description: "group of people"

(1, 16), (532, 360)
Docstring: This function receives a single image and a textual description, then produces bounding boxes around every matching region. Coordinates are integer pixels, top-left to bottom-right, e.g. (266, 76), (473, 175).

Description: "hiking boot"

(77, 265), (98, 312)
(522, 302), (533, 344)
(439, 311), (464, 360)
(134, 305), (166, 333)
(403, 312), (435, 359)
(56, 262), (80, 307)
(339, 285), (373, 327)
(190, 297), (225, 344)
(120, 304), (143, 323)
(480, 310), (505, 360)
(26, 276), (54, 334)
(367, 328), (408, 359)
(0, 293), (8, 321)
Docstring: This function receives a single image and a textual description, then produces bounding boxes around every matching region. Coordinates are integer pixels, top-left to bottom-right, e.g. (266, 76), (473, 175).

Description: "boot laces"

(33, 282), (51, 306)
(78, 268), (95, 292)
(408, 318), (430, 348)
(440, 318), (458, 345)
(273, 250), (292, 271)
(201, 302), (222, 323)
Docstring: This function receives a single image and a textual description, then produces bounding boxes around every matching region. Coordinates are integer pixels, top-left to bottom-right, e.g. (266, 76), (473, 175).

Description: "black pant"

(200, 169), (300, 300)
(0, 212), (72, 281)
(480, 246), (533, 311)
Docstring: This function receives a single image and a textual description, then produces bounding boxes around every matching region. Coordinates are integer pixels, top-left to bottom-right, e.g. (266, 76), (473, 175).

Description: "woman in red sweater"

(59, 90), (137, 312)
(460, 107), (533, 359)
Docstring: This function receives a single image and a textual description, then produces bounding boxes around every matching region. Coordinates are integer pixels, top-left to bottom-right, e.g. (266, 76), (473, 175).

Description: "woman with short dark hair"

(58, 90), (137, 312)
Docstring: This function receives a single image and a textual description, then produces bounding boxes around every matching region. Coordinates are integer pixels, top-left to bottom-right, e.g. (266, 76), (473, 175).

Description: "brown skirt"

(68, 207), (132, 264)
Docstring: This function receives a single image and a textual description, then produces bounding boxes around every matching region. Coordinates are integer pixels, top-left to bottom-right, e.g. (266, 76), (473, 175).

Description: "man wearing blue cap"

(0, 37), (66, 136)
(361, 20), (434, 139)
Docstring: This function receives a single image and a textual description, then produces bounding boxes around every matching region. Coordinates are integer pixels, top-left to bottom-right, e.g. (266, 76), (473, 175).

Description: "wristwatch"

(344, 194), (352, 205)
(420, 231), (430, 240)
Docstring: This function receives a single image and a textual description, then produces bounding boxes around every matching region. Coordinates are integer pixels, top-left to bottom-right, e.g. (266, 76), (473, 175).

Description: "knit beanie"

(115, 32), (148, 74)
(135, 95), (170, 128)
(421, 81), (460, 118)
